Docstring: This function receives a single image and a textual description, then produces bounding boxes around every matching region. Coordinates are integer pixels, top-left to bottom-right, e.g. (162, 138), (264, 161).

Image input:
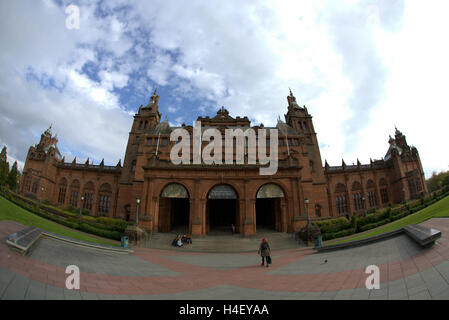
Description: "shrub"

(312, 217), (351, 234)
(358, 219), (390, 232)
(350, 215), (358, 231)
(322, 228), (356, 241)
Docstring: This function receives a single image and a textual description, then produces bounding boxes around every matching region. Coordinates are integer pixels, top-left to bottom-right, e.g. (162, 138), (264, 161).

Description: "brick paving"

(1, 219), (449, 300)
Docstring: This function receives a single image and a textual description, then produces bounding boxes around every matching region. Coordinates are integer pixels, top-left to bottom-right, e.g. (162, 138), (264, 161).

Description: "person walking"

(258, 238), (272, 267)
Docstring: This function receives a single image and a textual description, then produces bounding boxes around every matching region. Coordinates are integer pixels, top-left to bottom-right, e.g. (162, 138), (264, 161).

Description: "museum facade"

(19, 90), (428, 236)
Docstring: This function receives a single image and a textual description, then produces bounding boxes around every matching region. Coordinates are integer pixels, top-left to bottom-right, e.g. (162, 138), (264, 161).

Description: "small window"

(161, 138), (167, 146)
(279, 139), (284, 147)
(131, 160), (136, 172)
(293, 139), (299, 146)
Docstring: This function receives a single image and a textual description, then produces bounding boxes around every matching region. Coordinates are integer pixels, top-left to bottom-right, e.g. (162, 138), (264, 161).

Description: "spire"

(153, 88), (157, 96)
(72, 157), (76, 165)
(100, 159), (104, 167)
(287, 89), (300, 109)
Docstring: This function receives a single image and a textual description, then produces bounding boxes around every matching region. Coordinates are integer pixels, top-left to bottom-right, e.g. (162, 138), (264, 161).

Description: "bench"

(315, 224), (441, 253)
(6, 226), (42, 255)
(403, 224), (441, 248)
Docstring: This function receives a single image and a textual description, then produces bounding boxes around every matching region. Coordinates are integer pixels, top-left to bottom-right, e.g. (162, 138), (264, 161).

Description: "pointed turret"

(100, 159), (104, 168)
(287, 89), (300, 110)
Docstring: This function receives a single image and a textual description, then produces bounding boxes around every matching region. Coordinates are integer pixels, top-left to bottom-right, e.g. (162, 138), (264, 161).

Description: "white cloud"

(0, 0), (447, 179)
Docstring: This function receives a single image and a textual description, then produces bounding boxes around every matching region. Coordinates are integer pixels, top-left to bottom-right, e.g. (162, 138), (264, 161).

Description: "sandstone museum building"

(19, 91), (428, 236)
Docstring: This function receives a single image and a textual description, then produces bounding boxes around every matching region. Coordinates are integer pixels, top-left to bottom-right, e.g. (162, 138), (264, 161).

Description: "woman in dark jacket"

(258, 238), (271, 267)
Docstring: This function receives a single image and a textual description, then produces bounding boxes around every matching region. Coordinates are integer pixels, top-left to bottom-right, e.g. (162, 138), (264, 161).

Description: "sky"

(0, 0), (448, 178)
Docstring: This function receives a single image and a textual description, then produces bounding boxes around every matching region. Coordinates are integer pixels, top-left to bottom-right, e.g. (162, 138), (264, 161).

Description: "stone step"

(144, 230), (302, 252)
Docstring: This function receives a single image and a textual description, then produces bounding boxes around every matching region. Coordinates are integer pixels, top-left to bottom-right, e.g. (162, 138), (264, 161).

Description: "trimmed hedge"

(322, 228), (356, 241)
(358, 218), (390, 232)
(317, 189), (449, 240)
(312, 217), (351, 234)
(3, 191), (126, 241)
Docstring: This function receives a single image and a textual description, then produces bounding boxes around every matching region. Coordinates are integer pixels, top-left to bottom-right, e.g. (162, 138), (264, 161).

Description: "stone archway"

(206, 184), (239, 234)
(158, 183), (190, 233)
(255, 183), (285, 232)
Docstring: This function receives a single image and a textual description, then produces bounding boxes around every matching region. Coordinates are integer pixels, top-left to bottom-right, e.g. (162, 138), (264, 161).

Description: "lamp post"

(40, 186), (44, 204)
(80, 196), (84, 216)
(362, 196), (366, 216)
(135, 198), (140, 226)
(305, 198), (310, 226)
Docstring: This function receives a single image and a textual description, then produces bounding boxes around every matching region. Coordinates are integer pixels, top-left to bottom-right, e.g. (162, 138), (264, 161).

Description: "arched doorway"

(206, 184), (239, 234)
(256, 183), (284, 231)
(158, 183), (190, 233)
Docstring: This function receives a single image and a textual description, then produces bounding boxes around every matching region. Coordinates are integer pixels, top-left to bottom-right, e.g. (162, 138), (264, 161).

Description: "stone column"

(190, 198), (203, 236)
(238, 199), (245, 234)
(281, 198), (288, 232)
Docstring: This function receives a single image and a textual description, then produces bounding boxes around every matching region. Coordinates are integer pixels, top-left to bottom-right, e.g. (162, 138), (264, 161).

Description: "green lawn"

(0, 195), (118, 246)
(327, 195), (449, 245)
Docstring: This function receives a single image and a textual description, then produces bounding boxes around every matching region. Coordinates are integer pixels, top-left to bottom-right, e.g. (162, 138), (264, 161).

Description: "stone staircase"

(143, 227), (303, 252)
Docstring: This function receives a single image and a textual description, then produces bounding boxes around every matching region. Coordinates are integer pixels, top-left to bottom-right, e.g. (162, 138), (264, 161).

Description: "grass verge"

(327, 195), (449, 245)
(0, 195), (119, 247)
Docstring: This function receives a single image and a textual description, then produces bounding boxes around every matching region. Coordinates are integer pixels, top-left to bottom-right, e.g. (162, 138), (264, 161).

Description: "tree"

(442, 174), (449, 187)
(0, 146), (9, 186)
(6, 161), (18, 191)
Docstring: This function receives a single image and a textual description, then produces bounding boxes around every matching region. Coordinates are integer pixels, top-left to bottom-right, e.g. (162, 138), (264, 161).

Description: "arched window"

(315, 204), (322, 217)
(298, 121), (303, 130)
(144, 121), (148, 129)
(58, 178), (68, 205)
(138, 121), (143, 129)
(131, 160), (136, 172)
(309, 160), (314, 173)
(69, 179), (80, 207)
(366, 179), (377, 207)
(23, 175), (32, 192)
(82, 181), (95, 212)
(335, 183), (347, 215)
(351, 181), (363, 211)
(98, 183), (112, 215)
(379, 178), (389, 204)
(31, 179), (39, 193)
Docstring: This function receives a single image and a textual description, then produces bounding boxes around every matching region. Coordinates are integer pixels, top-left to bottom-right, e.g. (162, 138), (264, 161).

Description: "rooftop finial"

(153, 88), (157, 96)
(289, 87), (293, 96)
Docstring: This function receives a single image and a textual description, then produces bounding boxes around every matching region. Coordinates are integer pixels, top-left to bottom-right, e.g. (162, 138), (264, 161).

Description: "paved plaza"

(1, 219), (449, 300)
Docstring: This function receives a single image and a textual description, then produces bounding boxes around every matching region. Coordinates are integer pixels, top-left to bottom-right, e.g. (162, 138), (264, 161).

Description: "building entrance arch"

(158, 183), (190, 233)
(206, 184), (239, 234)
(256, 183), (285, 231)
